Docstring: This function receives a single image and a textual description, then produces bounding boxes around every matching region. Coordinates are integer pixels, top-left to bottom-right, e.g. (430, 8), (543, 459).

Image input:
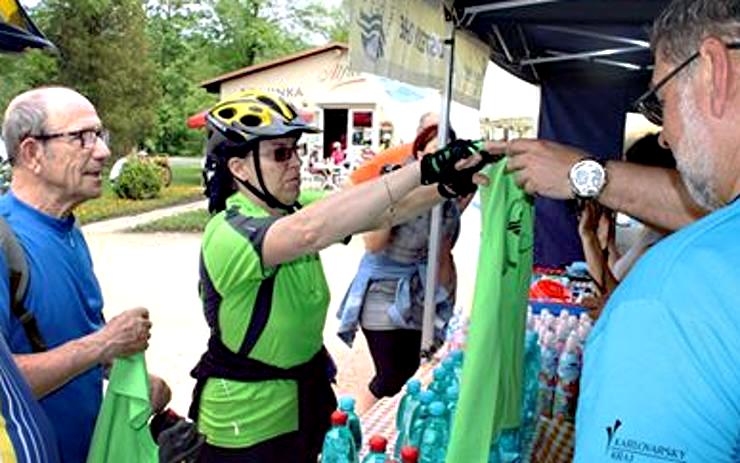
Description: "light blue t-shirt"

(575, 199), (740, 463)
(0, 191), (104, 463)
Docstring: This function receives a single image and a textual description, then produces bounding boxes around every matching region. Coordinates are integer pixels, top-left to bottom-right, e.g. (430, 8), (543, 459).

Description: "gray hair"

(2, 93), (49, 165)
(651, 0), (740, 65)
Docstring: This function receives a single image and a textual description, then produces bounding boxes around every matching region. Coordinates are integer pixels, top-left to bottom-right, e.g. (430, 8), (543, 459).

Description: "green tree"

(0, 49), (58, 113)
(146, 0), (216, 156)
(42, 0), (160, 157)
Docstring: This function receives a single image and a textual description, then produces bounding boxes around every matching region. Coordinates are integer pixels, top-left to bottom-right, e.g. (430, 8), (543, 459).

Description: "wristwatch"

(569, 158), (607, 199)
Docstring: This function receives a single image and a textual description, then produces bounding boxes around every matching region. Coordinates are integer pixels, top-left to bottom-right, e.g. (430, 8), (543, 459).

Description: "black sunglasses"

(634, 42), (740, 126)
(31, 127), (110, 149)
(271, 145), (298, 163)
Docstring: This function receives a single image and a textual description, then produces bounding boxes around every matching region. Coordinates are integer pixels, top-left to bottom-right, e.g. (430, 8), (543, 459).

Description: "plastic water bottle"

(537, 331), (558, 418)
(445, 385), (459, 432)
(396, 379), (422, 431)
(429, 368), (448, 397)
(399, 446), (419, 463)
(441, 358), (459, 390)
(552, 333), (582, 422)
(520, 330), (541, 458)
(339, 396), (363, 451)
(321, 410), (358, 463)
(361, 435), (388, 463)
(406, 390), (435, 449)
(449, 349), (464, 381)
(419, 402), (449, 463)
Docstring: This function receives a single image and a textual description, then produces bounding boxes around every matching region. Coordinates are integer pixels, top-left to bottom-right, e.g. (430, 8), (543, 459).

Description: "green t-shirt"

(86, 353), (158, 463)
(447, 161), (534, 462)
(197, 191), (331, 448)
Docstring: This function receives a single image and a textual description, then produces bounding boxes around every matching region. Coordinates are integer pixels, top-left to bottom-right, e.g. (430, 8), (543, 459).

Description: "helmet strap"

(234, 147), (300, 214)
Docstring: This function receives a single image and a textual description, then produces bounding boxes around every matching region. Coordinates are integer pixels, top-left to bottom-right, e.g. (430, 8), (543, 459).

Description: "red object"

(529, 278), (571, 302)
(368, 435), (387, 452)
(186, 111), (207, 129)
(400, 446), (419, 462)
(330, 410), (348, 426)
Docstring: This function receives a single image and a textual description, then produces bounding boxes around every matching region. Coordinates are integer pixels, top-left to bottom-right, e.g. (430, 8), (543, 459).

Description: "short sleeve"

(202, 214), (280, 295)
(575, 297), (740, 462)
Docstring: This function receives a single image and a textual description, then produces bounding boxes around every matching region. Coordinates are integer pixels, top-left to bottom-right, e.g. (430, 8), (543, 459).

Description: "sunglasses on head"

(634, 41), (740, 126)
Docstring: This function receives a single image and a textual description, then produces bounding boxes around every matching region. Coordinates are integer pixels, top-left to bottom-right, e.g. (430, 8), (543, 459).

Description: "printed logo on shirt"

(604, 419), (687, 462)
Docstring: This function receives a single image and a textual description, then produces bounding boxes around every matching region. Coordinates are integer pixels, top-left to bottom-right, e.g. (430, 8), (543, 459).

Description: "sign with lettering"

(349, 0), (488, 107)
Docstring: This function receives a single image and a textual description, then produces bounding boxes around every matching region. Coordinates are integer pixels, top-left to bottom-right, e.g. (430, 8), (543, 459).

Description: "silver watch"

(569, 159), (607, 199)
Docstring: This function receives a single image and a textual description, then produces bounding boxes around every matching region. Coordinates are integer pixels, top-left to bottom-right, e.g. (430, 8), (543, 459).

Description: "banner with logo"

(349, 0), (489, 108)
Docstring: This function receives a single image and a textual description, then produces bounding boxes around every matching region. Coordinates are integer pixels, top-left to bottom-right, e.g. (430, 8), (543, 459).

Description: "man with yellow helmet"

(191, 89), (491, 462)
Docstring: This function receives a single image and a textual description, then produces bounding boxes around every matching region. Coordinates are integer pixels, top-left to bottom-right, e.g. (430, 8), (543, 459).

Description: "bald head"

(2, 87), (94, 165)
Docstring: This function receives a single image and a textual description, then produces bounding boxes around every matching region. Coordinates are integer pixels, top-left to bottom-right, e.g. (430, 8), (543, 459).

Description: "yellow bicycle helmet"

(206, 89), (319, 150)
(203, 89), (318, 214)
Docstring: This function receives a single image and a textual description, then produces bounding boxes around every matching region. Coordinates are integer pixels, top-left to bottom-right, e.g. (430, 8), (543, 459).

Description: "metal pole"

(421, 20), (455, 356)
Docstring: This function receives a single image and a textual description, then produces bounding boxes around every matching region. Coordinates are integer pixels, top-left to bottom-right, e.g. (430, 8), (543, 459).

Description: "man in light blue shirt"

(575, 1), (740, 461)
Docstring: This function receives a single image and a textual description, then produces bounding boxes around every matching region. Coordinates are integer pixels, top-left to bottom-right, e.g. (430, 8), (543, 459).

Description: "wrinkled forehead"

(43, 90), (100, 131)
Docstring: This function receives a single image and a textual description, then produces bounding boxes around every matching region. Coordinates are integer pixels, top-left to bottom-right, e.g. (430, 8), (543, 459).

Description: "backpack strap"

(0, 217), (47, 352)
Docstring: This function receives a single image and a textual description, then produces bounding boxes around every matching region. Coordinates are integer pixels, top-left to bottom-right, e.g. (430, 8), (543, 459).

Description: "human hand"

(420, 140), (492, 186)
(149, 374), (171, 413)
(97, 307), (152, 364)
(485, 139), (589, 198)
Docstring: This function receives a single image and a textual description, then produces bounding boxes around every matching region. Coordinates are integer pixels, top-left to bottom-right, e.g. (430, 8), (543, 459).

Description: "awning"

(449, 0), (670, 267)
(0, 0), (54, 52)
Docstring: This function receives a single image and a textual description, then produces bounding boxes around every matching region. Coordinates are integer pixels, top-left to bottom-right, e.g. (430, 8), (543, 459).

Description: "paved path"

(83, 198), (481, 416)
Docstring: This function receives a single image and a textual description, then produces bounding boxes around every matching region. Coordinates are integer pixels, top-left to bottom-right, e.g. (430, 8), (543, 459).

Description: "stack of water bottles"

(393, 349), (463, 463)
(320, 397), (421, 462)
(530, 308), (592, 422)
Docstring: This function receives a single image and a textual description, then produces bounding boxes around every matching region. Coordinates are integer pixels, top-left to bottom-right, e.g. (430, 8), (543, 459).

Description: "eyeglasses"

(271, 145), (298, 163)
(634, 42), (740, 126)
(31, 127), (110, 149)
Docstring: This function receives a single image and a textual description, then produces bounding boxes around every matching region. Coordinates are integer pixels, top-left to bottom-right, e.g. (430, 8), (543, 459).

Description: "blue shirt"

(0, 253), (60, 463)
(0, 192), (104, 463)
(575, 199), (740, 463)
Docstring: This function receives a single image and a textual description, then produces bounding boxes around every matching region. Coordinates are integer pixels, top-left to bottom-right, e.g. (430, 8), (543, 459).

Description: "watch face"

(571, 160), (605, 198)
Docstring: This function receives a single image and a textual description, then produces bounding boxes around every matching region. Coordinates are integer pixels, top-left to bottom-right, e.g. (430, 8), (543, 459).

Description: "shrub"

(112, 157), (163, 200)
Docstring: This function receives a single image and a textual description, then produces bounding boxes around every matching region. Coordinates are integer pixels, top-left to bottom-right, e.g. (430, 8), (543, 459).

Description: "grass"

(129, 208), (210, 233)
(76, 162), (203, 224)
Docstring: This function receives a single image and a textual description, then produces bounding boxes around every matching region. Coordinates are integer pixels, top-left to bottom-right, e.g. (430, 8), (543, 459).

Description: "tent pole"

(421, 19), (456, 356)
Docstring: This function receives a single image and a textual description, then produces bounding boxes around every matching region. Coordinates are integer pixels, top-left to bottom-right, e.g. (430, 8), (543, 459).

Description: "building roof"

(200, 42), (348, 93)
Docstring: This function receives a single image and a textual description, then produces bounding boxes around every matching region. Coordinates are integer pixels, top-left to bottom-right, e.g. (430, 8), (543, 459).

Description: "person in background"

(331, 141), (345, 165)
(1, 87), (171, 462)
(337, 123), (473, 415)
(578, 133), (676, 303)
(191, 89), (490, 462)
(348, 112), (439, 186)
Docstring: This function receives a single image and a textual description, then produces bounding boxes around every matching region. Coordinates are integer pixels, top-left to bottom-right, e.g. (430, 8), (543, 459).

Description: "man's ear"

(16, 138), (44, 174)
(700, 37), (731, 119)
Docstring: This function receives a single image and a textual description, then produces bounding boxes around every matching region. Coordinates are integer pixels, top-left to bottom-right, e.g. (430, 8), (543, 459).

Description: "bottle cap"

(330, 410), (348, 426)
(407, 378), (421, 393)
(400, 446), (420, 462)
(419, 390), (435, 403)
(368, 435), (387, 452)
(429, 401), (445, 416)
(338, 396), (355, 411)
